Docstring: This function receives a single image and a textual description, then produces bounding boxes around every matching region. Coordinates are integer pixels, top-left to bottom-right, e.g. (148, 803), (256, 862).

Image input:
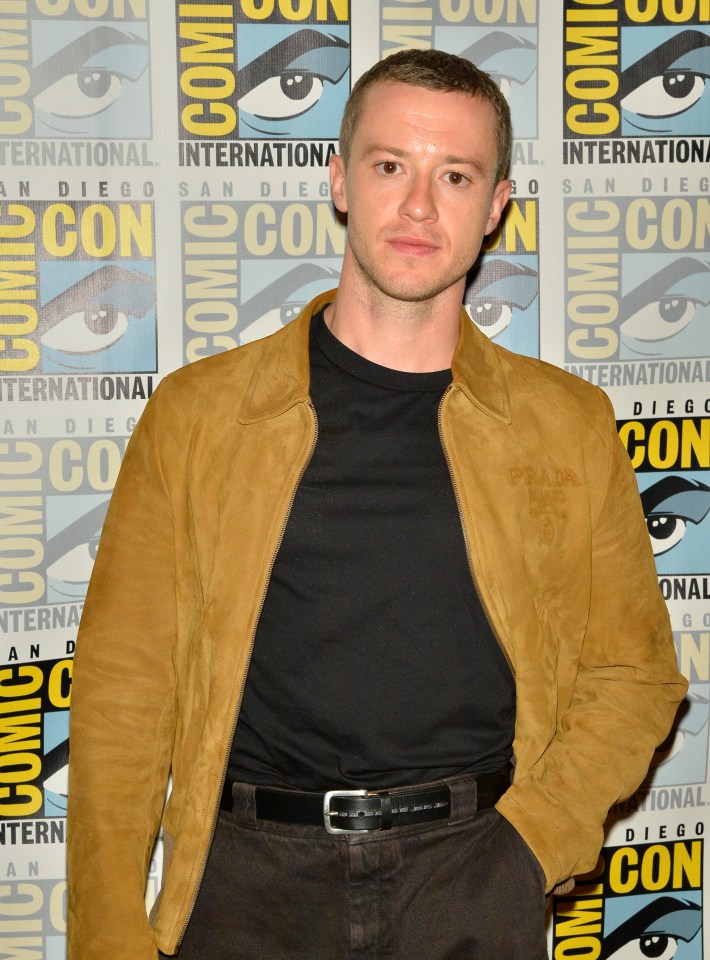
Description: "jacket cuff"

(495, 791), (567, 893)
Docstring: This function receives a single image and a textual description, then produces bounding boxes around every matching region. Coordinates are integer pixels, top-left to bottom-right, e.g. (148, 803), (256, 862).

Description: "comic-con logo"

(564, 197), (709, 365)
(181, 199), (345, 362)
(0, 202), (156, 375)
(465, 198), (539, 358)
(553, 839), (703, 960)
(177, 0), (350, 141)
(0, 880), (68, 960)
(0, 880), (68, 957)
(0, 0), (151, 139)
(0, 436), (126, 608)
(639, 470), (709, 575)
(563, 0), (710, 140)
(618, 415), (709, 577)
(0, 659), (72, 819)
(380, 0), (538, 142)
(646, 629), (709, 789)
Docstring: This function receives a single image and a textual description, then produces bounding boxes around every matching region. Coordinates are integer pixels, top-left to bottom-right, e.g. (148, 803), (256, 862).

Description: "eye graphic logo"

(554, 843), (703, 960)
(239, 261), (340, 345)
(438, 29), (538, 140)
(639, 474), (710, 574)
(649, 686), (709, 788)
(38, 263), (157, 374)
(601, 895), (702, 960)
(43, 711), (70, 817)
(28, 22), (151, 139)
(381, 5), (538, 142)
(619, 258), (710, 361)
(464, 257), (539, 358)
(621, 28), (710, 137)
(45, 497), (109, 604)
(236, 26), (349, 139)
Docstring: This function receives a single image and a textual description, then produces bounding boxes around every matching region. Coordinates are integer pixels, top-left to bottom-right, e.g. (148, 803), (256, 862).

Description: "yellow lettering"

(48, 660), (72, 709)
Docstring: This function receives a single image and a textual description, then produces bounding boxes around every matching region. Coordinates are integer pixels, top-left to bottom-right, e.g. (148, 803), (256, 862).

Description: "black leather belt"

(221, 767), (510, 835)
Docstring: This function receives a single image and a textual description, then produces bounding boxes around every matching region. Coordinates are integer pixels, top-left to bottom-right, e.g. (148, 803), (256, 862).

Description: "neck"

(325, 253), (462, 373)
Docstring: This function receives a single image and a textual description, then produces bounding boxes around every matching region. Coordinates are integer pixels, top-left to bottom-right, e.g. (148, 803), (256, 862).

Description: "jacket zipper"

(437, 385), (515, 678)
(174, 400), (319, 950)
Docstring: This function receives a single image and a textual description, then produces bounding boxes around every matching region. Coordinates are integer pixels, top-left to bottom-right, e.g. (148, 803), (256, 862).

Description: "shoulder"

(496, 343), (615, 438)
(158, 331), (276, 406)
(147, 317), (307, 424)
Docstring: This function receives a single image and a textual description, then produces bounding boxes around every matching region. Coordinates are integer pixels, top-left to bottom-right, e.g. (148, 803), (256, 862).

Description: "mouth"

(386, 235), (440, 257)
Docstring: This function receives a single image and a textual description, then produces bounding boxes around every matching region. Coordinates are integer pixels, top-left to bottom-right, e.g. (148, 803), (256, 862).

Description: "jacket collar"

(239, 288), (512, 424)
(451, 303), (512, 424)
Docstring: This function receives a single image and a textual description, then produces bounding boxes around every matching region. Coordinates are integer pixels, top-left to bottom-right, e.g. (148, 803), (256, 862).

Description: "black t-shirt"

(229, 312), (515, 790)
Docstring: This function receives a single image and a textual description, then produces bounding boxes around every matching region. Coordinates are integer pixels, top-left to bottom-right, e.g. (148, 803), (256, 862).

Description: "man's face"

(330, 82), (510, 306)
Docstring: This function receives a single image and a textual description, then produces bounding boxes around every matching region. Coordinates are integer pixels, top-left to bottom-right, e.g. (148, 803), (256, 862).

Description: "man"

(67, 50), (686, 959)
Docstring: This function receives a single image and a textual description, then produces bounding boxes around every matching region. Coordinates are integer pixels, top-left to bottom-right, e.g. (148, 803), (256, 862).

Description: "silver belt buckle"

(323, 789), (369, 835)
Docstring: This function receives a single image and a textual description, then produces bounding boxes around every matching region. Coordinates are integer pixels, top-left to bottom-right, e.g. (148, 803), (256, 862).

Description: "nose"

(398, 172), (437, 222)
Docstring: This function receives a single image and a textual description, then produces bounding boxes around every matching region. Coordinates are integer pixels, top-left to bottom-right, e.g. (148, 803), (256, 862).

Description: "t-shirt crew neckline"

(313, 308), (452, 394)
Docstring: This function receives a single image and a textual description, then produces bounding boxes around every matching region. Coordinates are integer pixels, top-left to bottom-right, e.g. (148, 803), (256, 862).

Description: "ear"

(484, 179), (512, 236)
(330, 154), (348, 213)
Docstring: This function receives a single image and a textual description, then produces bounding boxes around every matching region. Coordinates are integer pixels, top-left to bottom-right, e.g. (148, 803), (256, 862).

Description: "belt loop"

(448, 775), (482, 824)
(225, 781), (259, 824)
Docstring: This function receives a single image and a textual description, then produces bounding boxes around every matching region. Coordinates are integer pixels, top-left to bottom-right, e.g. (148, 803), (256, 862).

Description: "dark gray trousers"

(163, 773), (549, 960)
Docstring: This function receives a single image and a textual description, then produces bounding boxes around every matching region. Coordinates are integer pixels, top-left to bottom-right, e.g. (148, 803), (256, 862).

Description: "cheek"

(451, 215), (486, 251)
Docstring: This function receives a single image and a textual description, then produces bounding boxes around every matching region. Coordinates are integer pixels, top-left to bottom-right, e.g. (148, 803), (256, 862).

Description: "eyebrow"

(363, 145), (487, 174)
(237, 30), (349, 96)
(39, 264), (154, 335)
(32, 26), (147, 95)
(619, 256), (708, 319)
(620, 30), (710, 99)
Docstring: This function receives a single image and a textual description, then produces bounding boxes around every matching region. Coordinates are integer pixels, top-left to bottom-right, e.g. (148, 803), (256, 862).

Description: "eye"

(606, 935), (678, 959)
(31, 28), (149, 123)
(620, 297), (698, 341)
(238, 72), (325, 120)
(646, 515), (687, 556)
(39, 264), (155, 359)
(469, 301), (513, 337)
(236, 29), (349, 128)
(46, 539), (99, 585)
(462, 32), (537, 101)
(443, 171), (469, 187)
(281, 303), (305, 324)
(35, 70), (126, 118)
(238, 263), (341, 346)
(41, 305), (129, 354)
(621, 72), (706, 118)
(601, 895), (701, 960)
(465, 258), (538, 342)
(619, 30), (710, 126)
(619, 256), (709, 349)
(376, 160), (401, 176)
(640, 476), (710, 557)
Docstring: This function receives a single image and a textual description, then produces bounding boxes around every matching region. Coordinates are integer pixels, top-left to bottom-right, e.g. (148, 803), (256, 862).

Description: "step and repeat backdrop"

(0, 1), (708, 956)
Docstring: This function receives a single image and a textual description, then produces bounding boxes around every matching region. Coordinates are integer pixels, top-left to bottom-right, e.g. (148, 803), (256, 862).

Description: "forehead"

(352, 81), (498, 165)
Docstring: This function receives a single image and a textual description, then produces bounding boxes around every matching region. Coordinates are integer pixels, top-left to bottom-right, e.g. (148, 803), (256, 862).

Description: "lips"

(386, 235), (440, 256)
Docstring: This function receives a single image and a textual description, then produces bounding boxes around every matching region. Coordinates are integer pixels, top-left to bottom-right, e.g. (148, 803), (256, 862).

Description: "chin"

(379, 273), (461, 303)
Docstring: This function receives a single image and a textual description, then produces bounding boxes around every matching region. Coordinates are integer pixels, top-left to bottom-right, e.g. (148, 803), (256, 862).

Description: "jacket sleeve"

(497, 389), (688, 891)
(67, 381), (182, 959)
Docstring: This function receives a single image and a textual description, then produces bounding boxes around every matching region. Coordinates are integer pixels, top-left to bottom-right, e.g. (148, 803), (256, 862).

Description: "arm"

(67, 382), (183, 958)
(498, 390), (688, 890)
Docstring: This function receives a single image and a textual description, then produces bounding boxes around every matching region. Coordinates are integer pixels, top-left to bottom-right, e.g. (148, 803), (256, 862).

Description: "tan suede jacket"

(67, 290), (686, 958)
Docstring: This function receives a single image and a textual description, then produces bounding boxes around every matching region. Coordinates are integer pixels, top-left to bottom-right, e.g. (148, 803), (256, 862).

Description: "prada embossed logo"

(508, 466), (581, 488)
(509, 465), (582, 544)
